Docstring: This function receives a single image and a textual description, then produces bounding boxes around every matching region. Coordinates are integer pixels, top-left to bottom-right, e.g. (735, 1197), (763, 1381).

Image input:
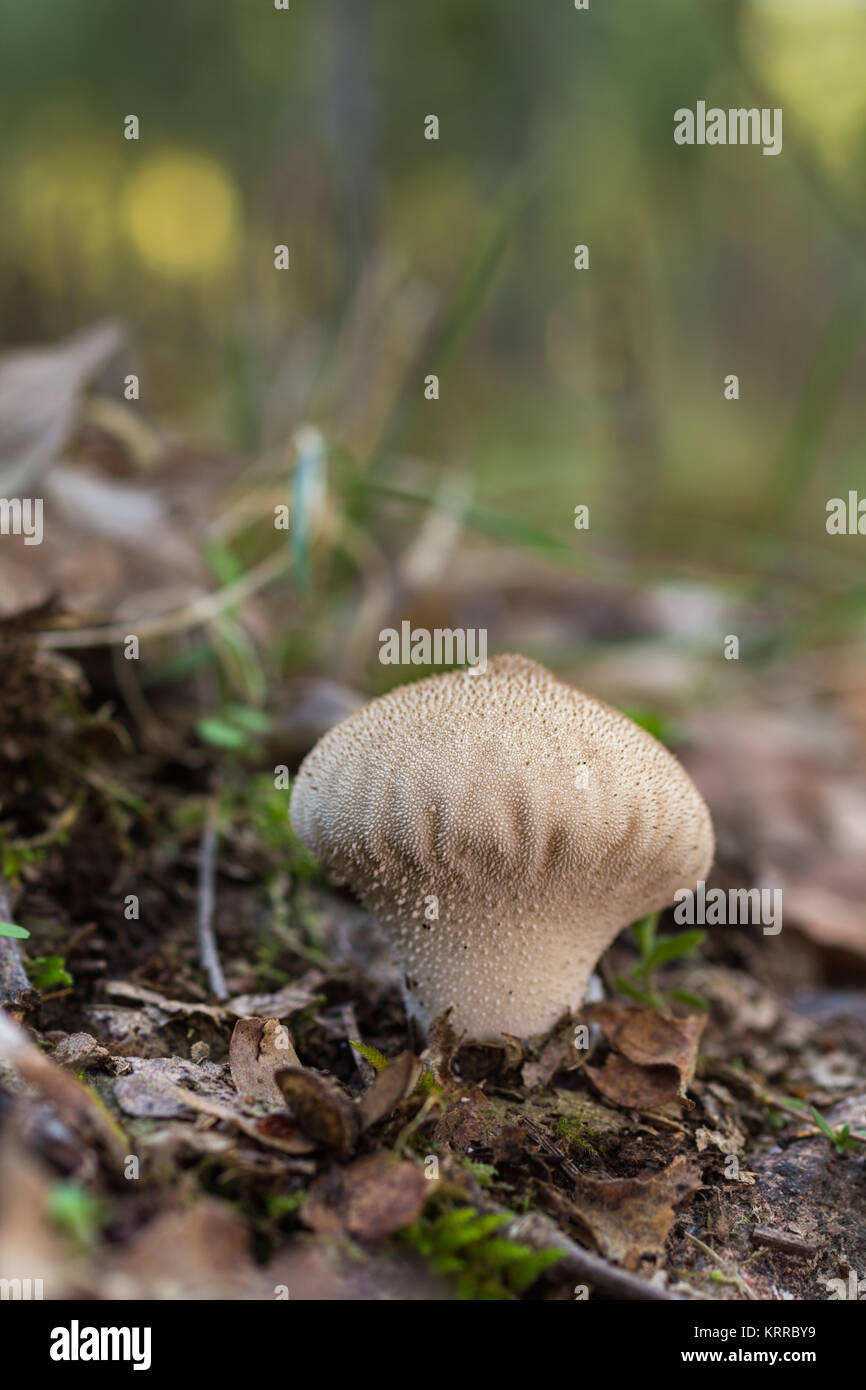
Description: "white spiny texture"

(290, 654), (714, 1041)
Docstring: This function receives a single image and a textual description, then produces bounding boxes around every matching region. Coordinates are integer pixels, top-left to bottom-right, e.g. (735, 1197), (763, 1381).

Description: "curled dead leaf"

(358, 1051), (424, 1132)
(569, 1155), (701, 1270)
(229, 1016), (301, 1107)
(301, 1154), (431, 1244)
(583, 1002), (705, 1106)
(276, 1067), (359, 1159)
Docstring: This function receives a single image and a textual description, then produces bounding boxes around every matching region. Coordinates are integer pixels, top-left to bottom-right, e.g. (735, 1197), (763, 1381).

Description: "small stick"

(752, 1227), (818, 1257)
(685, 1231), (757, 1300)
(488, 1203), (684, 1301)
(197, 780), (228, 1000)
(38, 549), (289, 650)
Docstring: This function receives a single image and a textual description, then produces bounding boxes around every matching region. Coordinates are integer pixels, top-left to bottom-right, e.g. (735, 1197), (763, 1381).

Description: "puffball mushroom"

(290, 654), (714, 1042)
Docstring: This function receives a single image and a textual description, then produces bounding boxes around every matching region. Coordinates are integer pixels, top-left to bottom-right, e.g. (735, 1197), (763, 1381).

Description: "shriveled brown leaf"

(301, 1154), (431, 1243)
(229, 1017), (301, 1107)
(585, 1053), (682, 1110)
(358, 1051), (423, 1132)
(423, 1008), (459, 1086)
(522, 1014), (580, 1091)
(159, 1082), (317, 1155)
(584, 1002), (705, 1105)
(276, 1067), (359, 1159)
(569, 1155), (702, 1270)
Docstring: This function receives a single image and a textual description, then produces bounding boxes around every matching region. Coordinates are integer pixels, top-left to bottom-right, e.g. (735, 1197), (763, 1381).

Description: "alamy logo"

(50, 1321), (152, 1371)
(674, 102), (782, 157)
(673, 880), (782, 935)
(0, 497), (43, 545)
(826, 491), (866, 535)
(0, 1276), (43, 1299)
(379, 622), (487, 673)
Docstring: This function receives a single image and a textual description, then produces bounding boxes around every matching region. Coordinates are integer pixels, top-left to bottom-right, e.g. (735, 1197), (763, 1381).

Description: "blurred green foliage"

(2, 0), (866, 622)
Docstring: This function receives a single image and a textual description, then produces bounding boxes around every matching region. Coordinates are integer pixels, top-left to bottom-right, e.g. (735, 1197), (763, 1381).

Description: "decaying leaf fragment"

(569, 1154), (701, 1270)
(301, 1154), (431, 1243)
(358, 1050), (424, 1132)
(276, 1067), (360, 1159)
(229, 1016), (301, 1107)
(583, 1002), (705, 1110)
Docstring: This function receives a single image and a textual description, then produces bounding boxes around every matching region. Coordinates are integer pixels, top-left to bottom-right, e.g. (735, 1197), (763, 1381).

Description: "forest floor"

(1, 620), (865, 1302)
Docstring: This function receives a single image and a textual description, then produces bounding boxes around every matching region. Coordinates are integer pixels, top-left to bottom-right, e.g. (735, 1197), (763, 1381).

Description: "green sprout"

(0, 921), (29, 939)
(615, 912), (706, 1011)
(809, 1106), (866, 1157)
(26, 955), (73, 991)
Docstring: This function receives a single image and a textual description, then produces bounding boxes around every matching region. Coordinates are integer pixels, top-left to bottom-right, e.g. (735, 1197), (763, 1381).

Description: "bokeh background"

(1, 0), (865, 967)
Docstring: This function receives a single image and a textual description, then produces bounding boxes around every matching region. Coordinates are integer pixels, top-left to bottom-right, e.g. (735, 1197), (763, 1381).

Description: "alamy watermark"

(379, 622), (487, 673)
(674, 880), (782, 935)
(675, 102), (782, 157)
(0, 498), (43, 545)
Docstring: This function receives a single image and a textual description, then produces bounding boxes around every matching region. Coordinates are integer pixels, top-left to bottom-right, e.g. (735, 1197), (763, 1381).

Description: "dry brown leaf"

(301, 1154), (431, 1244)
(358, 1051), (423, 1132)
(569, 1155), (701, 1270)
(229, 1017), (301, 1107)
(276, 1067), (360, 1159)
(584, 1002), (705, 1104)
(585, 1053), (682, 1110)
(113, 1056), (235, 1119)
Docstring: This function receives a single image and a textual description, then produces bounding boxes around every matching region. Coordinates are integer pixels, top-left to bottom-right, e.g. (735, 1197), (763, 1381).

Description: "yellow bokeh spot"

(744, 0), (866, 179)
(121, 150), (241, 279)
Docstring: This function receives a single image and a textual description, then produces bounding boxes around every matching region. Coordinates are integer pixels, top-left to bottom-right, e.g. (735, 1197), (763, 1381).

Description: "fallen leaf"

(584, 1002), (705, 1105)
(569, 1155), (701, 1270)
(585, 1053), (682, 1111)
(113, 1056), (234, 1119)
(276, 1067), (359, 1159)
(358, 1050), (423, 1132)
(301, 1155), (431, 1243)
(0, 322), (125, 493)
(229, 1017), (301, 1107)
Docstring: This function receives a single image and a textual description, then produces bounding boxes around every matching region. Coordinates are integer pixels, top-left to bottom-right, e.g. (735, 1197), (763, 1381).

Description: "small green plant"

(615, 912), (706, 1011)
(556, 1114), (599, 1158)
(26, 955), (73, 990)
(461, 1160), (497, 1188)
(349, 1039), (390, 1072)
(0, 921), (29, 939)
(400, 1204), (563, 1299)
(809, 1105), (866, 1156)
(196, 703), (271, 752)
(46, 1182), (111, 1250)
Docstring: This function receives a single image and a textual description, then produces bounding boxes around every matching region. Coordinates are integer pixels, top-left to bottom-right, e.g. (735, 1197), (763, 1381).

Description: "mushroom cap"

(290, 654), (714, 1040)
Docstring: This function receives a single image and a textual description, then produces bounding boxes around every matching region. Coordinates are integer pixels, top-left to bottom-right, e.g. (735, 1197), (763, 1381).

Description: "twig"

(685, 1231), (757, 1300)
(37, 548), (289, 650)
(486, 1203), (684, 1301)
(197, 780), (228, 1000)
(752, 1227), (817, 1258)
(0, 879), (39, 1023)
